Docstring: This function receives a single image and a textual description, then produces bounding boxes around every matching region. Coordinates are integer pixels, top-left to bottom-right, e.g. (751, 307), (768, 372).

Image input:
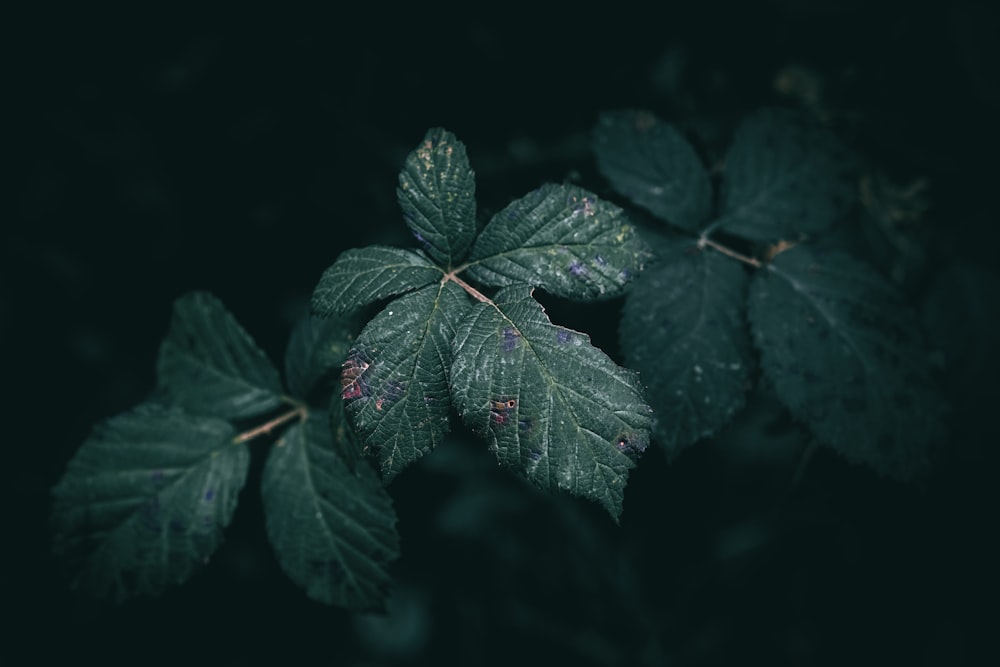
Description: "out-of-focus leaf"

(50, 403), (248, 602)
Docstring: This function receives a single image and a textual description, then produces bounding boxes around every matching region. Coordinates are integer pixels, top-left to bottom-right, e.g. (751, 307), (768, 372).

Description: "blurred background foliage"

(4, 1), (998, 664)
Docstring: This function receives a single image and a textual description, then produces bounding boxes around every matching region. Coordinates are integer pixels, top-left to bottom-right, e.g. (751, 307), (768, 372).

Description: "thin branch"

(443, 270), (492, 304)
(698, 236), (762, 268)
(233, 404), (308, 444)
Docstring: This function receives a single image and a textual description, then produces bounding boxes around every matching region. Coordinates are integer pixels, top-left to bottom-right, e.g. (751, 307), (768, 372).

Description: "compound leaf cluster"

(595, 108), (946, 477)
(313, 128), (652, 520)
(51, 293), (398, 610)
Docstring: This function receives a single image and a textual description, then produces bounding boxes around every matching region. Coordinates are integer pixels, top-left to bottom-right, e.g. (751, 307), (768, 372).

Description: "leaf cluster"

(51, 292), (398, 610)
(594, 108), (948, 478)
(312, 128), (654, 520)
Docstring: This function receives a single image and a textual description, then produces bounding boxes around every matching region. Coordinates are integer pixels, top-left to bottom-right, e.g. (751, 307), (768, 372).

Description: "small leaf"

(713, 108), (855, 242)
(450, 286), (653, 520)
(621, 237), (753, 457)
(312, 246), (443, 317)
(343, 281), (470, 481)
(749, 245), (947, 479)
(462, 183), (650, 300)
(262, 411), (399, 611)
(50, 403), (249, 602)
(284, 312), (358, 402)
(397, 127), (477, 267)
(593, 109), (712, 231)
(157, 291), (284, 420)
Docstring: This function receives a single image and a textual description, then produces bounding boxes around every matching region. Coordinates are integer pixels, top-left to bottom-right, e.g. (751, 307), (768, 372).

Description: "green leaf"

(397, 127), (477, 267)
(450, 286), (653, 520)
(462, 183), (650, 300)
(712, 108), (855, 242)
(748, 246), (947, 479)
(621, 237), (753, 457)
(50, 403), (249, 602)
(157, 291), (284, 420)
(284, 312), (358, 402)
(593, 110), (712, 231)
(261, 411), (399, 611)
(343, 281), (470, 481)
(312, 246), (443, 317)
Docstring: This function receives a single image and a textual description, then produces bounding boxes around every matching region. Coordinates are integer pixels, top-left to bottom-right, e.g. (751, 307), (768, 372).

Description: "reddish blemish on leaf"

(489, 397), (518, 425)
(341, 347), (372, 400)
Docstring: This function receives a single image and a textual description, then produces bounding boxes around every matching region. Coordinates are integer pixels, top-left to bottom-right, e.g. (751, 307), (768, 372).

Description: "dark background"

(4, 2), (999, 665)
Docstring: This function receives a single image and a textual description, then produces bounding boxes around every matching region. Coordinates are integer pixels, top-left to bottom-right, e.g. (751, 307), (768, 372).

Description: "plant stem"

(233, 403), (309, 444)
(698, 236), (762, 268)
(444, 270), (491, 304)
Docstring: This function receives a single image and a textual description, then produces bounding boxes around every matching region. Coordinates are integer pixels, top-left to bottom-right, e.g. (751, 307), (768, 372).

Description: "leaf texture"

(342, 281), (470, 481)
(157, 291), (284, 420)
(463, 183), (650, 300)
(312, 246), (442, 317)
(593, 109), (712, 231)
(50, 403), (248, 602)
(397, 127), (477, 267)
(749, 246), (947, 478)
(713, 108), (855, 242)
(450, 286), (653, 520)
(621, 237), (753, 457)
(261, 412), (399, 610)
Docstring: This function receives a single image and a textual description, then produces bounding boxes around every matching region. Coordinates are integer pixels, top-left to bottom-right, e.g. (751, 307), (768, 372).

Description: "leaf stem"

(697, 235), (762, 268)
(233, 403), (309, 444)
(443, 270), (492, 304)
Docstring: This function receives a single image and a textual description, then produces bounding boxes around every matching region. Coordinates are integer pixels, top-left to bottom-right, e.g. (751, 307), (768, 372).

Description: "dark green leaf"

(284, 312), (358, 402)
(312, 246), (443, 317)
(593, 110), (712, 231)
(462, 183), (650, 300)
(749, 246), (947, 479)
(450, 286), (653, 520)
(397, 127), (477, 268)
(712, 108), (855, 242)
(261, 411), (399, 610)
(344, 281), (470, 481)
(50, 403), (248, 602)
(157, 291), (284, 420)
(621, 237), (753, 457)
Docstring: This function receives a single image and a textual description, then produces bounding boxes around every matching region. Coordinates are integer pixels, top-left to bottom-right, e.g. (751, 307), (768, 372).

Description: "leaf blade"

(343, 281), (471, 480)
(311, 246), (443, 317)
(713, 108), (855, 242)
(157, 291), (284, 420)
(284, 312), (358, 402)
(261, 412), (399, 611)
(463, 183), (650, 300)
(749, 245), (947, 478)
(593, 109), (712, 231)
(621, 237), (753, 456)
(397, 127), (477, 267)
(50, 403), (249, 602)
(450, 286), (653, 520)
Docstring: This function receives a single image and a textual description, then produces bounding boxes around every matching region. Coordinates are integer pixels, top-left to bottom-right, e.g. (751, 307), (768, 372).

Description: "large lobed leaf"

(712, 108), (855, 242)
(157, 291), (284, 420)
(593, 109), (713, 231)
(462, 183), (650, 300)
(50, 403), (249, 602)
(341, 281), (470, 481)
(748, 245), (947, 479)
(261, 411), (399, 611)
(450, 286), (653, 520)
(621, 236), (753, 457)
(397, 127), (477, 268)
(312, 246), (443, 317)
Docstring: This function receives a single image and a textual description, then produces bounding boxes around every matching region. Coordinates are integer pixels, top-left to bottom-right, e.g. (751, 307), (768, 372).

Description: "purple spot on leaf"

(556, 330), (572, 344)
(594, 254), (607, 267)
(502, 326), (520, 352)
(204, 489), (216, 502)
(569, 261), (587, 277)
